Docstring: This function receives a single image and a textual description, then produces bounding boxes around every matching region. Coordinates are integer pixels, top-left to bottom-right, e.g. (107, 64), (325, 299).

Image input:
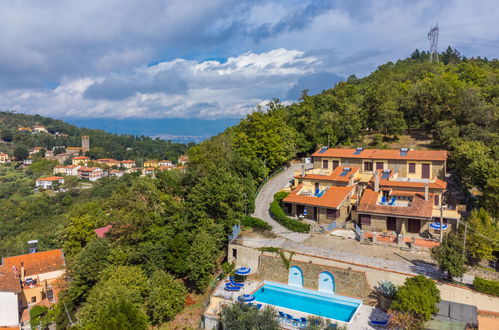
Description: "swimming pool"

(252, 281), (361, 322)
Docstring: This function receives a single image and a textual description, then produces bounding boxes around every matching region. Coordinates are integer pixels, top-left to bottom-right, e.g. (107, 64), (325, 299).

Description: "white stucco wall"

(0, 291), (19, 326)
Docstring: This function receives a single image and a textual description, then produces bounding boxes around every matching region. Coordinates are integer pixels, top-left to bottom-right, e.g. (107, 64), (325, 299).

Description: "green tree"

(13, 146), (29, 160)
(375, 100), (407, 138)
(187, 230), (221, 291)
(62, 176), (80, 191)
(221, 301), (279, 330)
(466, 209), (498, 263)
(391, 275), (440, 321)
(431, 231), (466, 279)
(88, 295), (148, 330)
(146, 270), (187, 324)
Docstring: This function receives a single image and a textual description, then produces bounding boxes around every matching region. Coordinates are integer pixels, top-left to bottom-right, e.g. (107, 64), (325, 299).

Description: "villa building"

(72, 156), (90, 166)
(0, 153), (10, 164)
(77, 167), (103, 181)
(283, 147), (461, 239)
(178, 155), (189, 165)
(65, 147), (83, 155)
(96, 158), (121, 167)
(32, 124), (48, 134)
(144, 160), (159, 168)
(120, 160), (136, 169)
(158, 160), (173, 166)
(35, 176), (65, 189)
(109, 169), (124, 177)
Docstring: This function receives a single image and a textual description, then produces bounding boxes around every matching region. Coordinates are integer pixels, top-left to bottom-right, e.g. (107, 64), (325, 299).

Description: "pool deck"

(207, 278), (386, 329)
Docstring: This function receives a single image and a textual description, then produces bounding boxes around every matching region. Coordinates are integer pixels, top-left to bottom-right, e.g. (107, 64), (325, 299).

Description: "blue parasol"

(429, 222), (448, 230)
(235, 267), (251, 275)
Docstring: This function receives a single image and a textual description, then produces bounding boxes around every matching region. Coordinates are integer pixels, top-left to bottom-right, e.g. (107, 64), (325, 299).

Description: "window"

(326, 209), (337, 220)
(364, 162), (373, 171)
(332, 160), (339, 170)
(387, 217), (397, 231)
(408, 163), (416, 174)
(434, 195), (440, 206)
(232, 248), (237, 259)
(31, 296), (37, 303)
(323, 159), (329, 169)
(376, 162), (384, 170)
(360, 214), (371, 226)
(422, 163), (430, 179)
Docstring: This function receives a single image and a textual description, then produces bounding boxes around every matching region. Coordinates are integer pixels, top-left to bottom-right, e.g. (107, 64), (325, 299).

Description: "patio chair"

(256, 304), (262, 310)
(286, 314), (294, 323)
(224, 284), (241, 291)
(369, 318), (389, 327)
(388, 197), (396, 205)
(278, 311), (286, 320)
(229, 277), (244, 287)
(300, 317), (308, 326)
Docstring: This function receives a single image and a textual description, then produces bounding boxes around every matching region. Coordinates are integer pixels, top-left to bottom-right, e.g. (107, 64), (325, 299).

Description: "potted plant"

(376, 280), (397, 311)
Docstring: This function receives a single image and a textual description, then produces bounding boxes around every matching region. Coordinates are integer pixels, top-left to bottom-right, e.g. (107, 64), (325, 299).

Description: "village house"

(0, 248), (66, 326)
(142, 167), (155, 176)
(125, 167), (142, 174)
(109, 169), (124, 177)
(32, 124), (48, 134)
(72, 156), (90, 166)
(178, 155), (189, 165)
(120, 160), (136, 169)
(96, 158), (121, 167)
(53, 165), (65, 175)
(53, 165), (81, 176)
(54, 153), (70, 164)
(144, 160), (159, 168)
(77, 167), (103, 181)
(23, 159), (33, 166)
(65, 147), (83, 155)
(158, 159), (173, 166)
(17, 126), (32, 133)
(35, 176), (65, 189)
(158, 165), (175, 171)
(283, 147), (461, 240)
(29, 147), (44, 155)
(0, 152), (10, 164)
(0, 268), (21, 327)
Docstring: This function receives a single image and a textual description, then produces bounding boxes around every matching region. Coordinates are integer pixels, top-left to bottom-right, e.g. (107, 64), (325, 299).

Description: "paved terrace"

(253, 162), (312, 242)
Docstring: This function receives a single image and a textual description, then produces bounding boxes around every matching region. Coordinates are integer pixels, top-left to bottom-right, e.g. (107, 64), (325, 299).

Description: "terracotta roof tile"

(0, 268), (21, 292)
(36, 176), (64, 181)
(1, 249), (66, 276)
(357, 188), (434, 218)
(295, 166), (359, 182)
(72, 156), (89, 159)
(283, 184), (354, 209)
(312, 148), (447, 161)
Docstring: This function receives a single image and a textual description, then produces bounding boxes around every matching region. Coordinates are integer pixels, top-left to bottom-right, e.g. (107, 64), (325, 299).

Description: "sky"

(0, 0), (498, 120)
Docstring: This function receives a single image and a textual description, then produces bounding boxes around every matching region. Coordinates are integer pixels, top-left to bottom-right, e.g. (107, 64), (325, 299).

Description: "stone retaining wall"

(253, 254), (372, 300)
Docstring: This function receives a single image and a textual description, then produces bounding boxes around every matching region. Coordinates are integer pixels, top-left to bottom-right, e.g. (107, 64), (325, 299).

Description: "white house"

(64, 165), (81, 176)
(0, 153), (10, 164)
(0, 269), (21, 327)
(158, 160), (173, 166)
(35, 177), (65, 189)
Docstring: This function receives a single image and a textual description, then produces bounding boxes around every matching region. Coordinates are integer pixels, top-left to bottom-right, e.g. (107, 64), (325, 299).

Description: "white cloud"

(0, 49), (323, 119)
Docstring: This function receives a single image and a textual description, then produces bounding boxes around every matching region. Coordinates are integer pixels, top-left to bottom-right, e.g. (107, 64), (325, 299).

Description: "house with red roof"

(72, 156), (90, 166)
(35, 176), (65, 189)
(77, 167), (103, 181)
(283, 147), (461, 239)
(0, 268), (21, 327)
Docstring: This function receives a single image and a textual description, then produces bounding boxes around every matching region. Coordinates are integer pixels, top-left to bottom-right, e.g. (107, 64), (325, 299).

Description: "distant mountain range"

(65, 118), (241, 143)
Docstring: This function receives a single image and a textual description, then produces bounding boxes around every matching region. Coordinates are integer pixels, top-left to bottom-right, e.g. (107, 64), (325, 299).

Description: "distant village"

(0, 124), (189, 191)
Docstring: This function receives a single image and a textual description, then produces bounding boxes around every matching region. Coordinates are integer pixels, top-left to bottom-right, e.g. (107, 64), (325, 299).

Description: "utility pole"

(427, 24), (439, 63)
(462, 221), (468, 262)
(439, 204), (443, 243)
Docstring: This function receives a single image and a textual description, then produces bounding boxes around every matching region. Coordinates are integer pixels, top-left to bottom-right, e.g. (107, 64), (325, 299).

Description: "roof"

(73, 156), (90, 160)
(433, 300), (477, 324)
(66, 147), (82, 150)
(145, 160), (158, 163)
(64, 165), (80, 169)
(295, 166), (360, 182)
(380, 177), (447, 189)
(120, 160), (135, 163)
(78, 167), (101, 172)
(311, 148), (448, 161)
(178, 155), (189, 160)
(1, 249), (65, 276)
(94, 225), (113, 238)
(36, 176), (64, 182)
(0, 268), (21, 292)
(159, 160), (171, 162)
(109, 169), (123, 173)
(357, 187), (434, 218)
(283, 184), (354, 209)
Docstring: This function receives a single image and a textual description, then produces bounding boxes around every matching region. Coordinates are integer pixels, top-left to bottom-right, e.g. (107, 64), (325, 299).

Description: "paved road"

(252, 162), (312, 242)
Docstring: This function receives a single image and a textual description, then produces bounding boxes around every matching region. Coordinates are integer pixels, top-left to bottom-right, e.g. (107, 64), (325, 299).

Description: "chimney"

(374, 171), (379, 192)
(424, 182), (429, 201)
(301, 164), (305, 178)
(20, 262), (25, 282)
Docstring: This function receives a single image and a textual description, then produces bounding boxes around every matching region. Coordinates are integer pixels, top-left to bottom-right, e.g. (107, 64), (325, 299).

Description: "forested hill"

(1, 49), (497, 328)
(0, 112), (190, 161)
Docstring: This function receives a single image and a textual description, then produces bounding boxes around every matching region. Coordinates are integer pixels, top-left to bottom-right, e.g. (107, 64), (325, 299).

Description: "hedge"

(473, 277), (499, 296)
(269, 192), (310, 233)
(241, 215), (272, 231)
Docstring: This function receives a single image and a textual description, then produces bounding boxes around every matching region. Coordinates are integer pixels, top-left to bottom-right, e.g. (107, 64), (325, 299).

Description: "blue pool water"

(252, 281), (361, 322)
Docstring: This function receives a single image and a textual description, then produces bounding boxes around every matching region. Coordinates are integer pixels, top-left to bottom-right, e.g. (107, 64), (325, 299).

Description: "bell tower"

(81, 135), (90, 152)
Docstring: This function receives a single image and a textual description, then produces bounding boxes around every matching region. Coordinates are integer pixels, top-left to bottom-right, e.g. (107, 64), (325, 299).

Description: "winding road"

(252, 162), (312, 243)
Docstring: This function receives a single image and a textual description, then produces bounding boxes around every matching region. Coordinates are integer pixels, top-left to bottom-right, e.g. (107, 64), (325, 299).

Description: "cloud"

(0, 0), (497, 119)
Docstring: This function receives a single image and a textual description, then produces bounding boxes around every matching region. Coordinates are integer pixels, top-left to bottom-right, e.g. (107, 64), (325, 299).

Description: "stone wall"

(253, 255), (372, 300)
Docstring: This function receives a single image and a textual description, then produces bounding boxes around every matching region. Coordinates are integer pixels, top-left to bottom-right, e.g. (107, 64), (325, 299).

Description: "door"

(333, 160), (339, 170)
(322, 159), (329, 169)
(314, 207), (319, 221)
(297, 204), (305, 216)
(422, 163), (430, 179)
(408, 218), (421, 233)
(387, 217), (397, 231)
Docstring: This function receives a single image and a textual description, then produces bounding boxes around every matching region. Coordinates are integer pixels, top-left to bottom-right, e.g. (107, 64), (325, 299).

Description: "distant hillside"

(0, 112), (190, 161)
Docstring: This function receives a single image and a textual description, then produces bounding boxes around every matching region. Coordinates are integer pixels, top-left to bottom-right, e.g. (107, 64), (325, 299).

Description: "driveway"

(252, 162), (312, 242)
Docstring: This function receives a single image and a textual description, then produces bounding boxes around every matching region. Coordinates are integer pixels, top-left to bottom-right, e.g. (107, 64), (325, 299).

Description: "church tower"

(81, 135), (90, 152)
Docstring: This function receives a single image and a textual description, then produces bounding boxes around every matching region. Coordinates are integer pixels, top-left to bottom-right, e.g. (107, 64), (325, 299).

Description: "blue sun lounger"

(229, 277), (244, 287)
(369, 318), (389, 327)
(224, 284), (241, 291)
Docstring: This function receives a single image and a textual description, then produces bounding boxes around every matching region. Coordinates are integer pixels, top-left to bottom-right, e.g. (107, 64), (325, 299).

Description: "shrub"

(269, 200), (310, 233)
(387, 309), (424, 330)
(473, 277), (499, 296)
(377, 280), (397, 298)
(30, 305), (48, 327)
(241, 215), (272, 231)
(391, 275), (440, 321)
(273, 191), (290, 203)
